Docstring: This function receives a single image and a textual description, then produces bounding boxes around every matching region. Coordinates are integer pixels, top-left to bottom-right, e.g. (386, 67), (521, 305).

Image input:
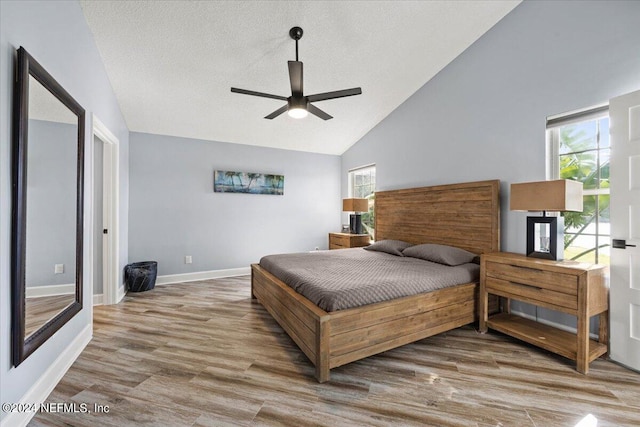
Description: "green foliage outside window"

(558, 117), (610, 264)
(361, 193), (375, 239)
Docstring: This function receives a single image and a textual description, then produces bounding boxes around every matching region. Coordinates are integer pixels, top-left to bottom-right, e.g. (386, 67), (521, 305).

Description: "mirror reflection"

(24, 75), (79, 339)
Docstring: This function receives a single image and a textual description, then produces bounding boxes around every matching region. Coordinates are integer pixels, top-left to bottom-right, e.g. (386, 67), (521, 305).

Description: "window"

(547, 106), (610, 264)
(348, 165), (375, 238)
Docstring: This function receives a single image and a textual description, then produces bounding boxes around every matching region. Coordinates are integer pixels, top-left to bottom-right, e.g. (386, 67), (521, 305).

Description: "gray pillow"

(402, 243), (477, 266)
(363, 239), (413, 256)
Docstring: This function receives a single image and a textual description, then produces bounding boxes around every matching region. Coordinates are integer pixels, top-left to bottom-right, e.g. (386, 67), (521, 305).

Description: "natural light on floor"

(575, 414), (598, 427)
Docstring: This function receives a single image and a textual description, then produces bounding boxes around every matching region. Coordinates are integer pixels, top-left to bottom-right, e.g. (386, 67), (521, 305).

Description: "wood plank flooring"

(31, 276), (640, 426)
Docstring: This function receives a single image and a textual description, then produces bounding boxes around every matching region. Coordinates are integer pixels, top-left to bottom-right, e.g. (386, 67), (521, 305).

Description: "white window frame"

(348, 164), (376, 198)
(546, 104), (610, 263)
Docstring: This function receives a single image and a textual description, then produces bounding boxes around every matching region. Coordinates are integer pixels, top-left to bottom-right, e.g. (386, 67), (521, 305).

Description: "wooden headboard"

(375, 180), (500, 255)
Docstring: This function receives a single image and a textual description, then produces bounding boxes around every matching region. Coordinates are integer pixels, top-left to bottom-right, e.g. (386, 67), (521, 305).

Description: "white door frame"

(92, 115), (121, 305)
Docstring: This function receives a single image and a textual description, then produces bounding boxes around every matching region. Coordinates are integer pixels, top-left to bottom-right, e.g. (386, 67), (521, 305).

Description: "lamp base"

(526, 216), (564, 261)
(349, 213), (363, 234)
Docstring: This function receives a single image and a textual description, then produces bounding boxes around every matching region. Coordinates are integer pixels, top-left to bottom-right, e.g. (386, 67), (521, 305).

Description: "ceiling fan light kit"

(288, 108), (308, 119)
(231, 27), (362, 120)
(287, 97), (308, 118)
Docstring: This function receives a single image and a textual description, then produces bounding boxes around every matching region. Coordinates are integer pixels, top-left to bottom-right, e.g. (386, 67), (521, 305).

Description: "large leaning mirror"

(12, 46), (85, 366)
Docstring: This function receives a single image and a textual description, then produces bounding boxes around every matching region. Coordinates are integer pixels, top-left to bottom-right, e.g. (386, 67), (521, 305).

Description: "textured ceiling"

(80, 1), (520, 155)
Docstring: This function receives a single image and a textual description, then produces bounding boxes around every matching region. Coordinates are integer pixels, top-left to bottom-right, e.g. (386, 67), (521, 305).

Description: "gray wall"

(0, 0), (129, 419)
(129, 132), (341, 276)
(342, 0), (640, 326)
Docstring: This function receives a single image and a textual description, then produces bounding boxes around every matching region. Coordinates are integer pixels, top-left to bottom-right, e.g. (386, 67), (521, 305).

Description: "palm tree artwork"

(214, 170), (284, 195)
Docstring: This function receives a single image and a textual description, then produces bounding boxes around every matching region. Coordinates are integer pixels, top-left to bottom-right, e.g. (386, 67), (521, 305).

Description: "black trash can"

(124, 261), (158, 292)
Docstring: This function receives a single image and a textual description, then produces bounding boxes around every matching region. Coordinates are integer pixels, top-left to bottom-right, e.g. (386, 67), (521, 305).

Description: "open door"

(609, 89), (640, 372)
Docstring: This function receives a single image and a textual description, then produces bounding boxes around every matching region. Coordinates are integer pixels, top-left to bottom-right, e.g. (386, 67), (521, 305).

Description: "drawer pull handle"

(512, 265), (540, 272)
(511, 282), (542, 291)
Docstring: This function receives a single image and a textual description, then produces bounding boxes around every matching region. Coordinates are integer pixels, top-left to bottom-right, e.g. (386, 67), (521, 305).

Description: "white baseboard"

(25, 284), (75, 298)
(155, 267), (251, 285)
(511, 309), (599, 340)
(1, 324), (92, 427)
(93, 293), (103, 306)
(116, 285), (125, 303)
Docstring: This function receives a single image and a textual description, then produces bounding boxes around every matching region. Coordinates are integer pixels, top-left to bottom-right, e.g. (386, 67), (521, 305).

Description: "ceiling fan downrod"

(289, 26), (303, 61)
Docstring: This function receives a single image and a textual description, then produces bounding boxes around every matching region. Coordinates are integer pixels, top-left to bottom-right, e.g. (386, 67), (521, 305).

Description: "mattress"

(259, 248), (479, 312)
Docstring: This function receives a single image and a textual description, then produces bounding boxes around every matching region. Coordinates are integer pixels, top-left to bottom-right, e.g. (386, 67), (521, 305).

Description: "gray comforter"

(259, 248), (479, 312)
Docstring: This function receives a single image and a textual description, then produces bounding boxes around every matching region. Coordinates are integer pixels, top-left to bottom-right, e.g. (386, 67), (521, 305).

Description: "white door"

(609, 89), (640, 371)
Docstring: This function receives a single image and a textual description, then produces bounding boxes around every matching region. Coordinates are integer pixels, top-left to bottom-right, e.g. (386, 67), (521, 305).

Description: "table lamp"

(510, 179), (583, 260)
(343, 198), (369, 234)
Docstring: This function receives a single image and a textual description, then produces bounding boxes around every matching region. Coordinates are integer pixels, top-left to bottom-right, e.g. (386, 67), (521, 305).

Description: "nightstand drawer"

(328, 232), (370, 250)
(485, 277), (578, 312)
(485, 261), (578, 296)
(331, 235), (350, 246)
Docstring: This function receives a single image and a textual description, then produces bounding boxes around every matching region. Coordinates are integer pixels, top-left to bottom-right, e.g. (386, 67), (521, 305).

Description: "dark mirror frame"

(11, 46), (85, 366)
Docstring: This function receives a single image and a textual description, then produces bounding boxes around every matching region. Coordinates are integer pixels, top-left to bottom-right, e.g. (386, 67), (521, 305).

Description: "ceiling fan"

(231, 27), (362, 120)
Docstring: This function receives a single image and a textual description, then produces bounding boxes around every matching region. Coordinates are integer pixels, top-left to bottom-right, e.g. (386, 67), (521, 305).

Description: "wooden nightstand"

(328, 232), (370, 250)
(479, 252), (608, 374)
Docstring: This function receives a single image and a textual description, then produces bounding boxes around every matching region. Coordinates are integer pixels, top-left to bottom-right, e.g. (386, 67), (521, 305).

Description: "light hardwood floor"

(31, 276), (640, 427)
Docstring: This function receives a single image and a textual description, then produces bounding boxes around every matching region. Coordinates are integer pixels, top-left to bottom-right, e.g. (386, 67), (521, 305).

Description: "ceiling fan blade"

(307, 104), (333, 120)
(264, 104), (288, 120)
(307, 87), (362, 103)
(231, 87), (287, 101)
(288, 61), (303, 96)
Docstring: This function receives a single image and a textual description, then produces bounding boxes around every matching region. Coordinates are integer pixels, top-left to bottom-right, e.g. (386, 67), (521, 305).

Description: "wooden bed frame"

(251, 180), (500, 382)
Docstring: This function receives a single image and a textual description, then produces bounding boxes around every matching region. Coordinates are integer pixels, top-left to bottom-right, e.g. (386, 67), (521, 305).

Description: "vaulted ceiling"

(80, 1), (520, 155)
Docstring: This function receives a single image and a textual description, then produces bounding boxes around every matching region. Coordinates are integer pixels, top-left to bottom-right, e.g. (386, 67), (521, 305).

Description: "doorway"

(92, 116), (121, 305)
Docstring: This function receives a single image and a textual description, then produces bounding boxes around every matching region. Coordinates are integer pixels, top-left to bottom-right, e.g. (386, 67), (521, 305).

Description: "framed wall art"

(214, 170), (284, 195)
